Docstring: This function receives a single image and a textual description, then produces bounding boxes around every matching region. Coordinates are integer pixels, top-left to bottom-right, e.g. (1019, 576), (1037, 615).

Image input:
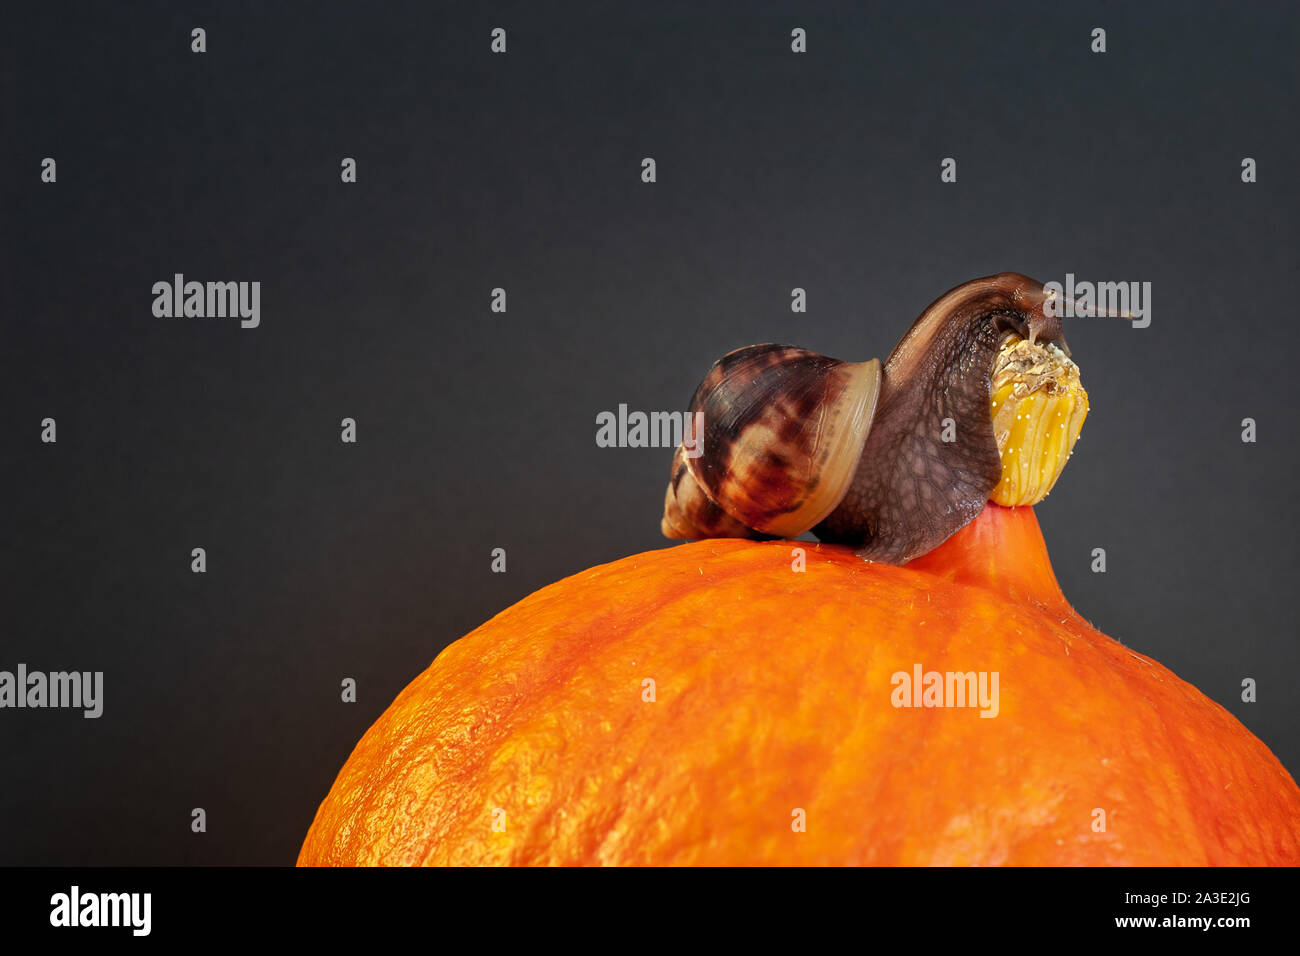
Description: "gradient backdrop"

(3, 1), (1298, 864)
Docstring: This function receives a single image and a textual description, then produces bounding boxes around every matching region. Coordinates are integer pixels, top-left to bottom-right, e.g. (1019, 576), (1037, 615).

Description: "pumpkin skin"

(299, 505), (1300, 865)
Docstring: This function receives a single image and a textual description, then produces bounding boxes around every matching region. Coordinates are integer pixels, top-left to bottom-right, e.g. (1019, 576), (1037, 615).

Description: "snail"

(661, 273), (1127, 564)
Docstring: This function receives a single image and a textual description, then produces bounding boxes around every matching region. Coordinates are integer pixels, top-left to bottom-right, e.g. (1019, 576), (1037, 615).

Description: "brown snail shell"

(661, 273), (1081, 564)
(662, 346), (881, 540)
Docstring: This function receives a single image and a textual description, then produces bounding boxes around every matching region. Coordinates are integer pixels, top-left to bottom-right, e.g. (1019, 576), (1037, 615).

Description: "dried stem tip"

(989, 337), (1088, 507)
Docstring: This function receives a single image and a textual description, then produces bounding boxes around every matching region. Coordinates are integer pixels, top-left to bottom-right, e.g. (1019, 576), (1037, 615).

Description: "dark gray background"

(2, 1), (1296, 865)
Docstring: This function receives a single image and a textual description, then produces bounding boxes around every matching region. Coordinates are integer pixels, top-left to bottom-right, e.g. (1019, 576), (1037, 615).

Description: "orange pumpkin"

(298, 504), (1300, 865)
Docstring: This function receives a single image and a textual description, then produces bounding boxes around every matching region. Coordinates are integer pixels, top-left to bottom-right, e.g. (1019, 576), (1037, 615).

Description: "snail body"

(662, 273), (1091, 564)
